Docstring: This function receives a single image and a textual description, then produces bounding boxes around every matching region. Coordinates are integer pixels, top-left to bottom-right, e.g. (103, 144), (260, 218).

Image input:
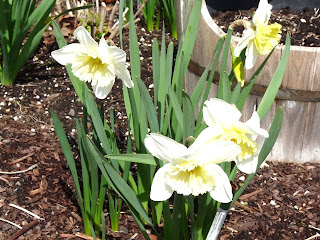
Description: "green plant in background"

(156, 0), (177, 38)
(138, 0), (177, 38)
(50, 0), (289, 238)
(0, 0), (56, 85)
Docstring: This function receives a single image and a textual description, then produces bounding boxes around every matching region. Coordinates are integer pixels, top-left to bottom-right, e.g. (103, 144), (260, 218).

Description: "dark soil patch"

(210, 6), (320, 47)
(0, 8), (319, 240)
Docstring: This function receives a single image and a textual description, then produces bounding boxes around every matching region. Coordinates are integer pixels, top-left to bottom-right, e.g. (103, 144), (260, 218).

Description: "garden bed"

(0, 9), (319, 240)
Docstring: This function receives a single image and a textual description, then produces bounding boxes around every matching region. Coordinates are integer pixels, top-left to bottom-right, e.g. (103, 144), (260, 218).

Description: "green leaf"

(136, 78), (159, 132)
(51, 111), (84, 215)
(218, 28), (233, 100)
(231, 50), (245, 87)
(119, 0), (125, 49)
(257, 34), (290, 120)
(87, 92), (112, 155)
(185, 196), (197, 240)
(106, 154), (158, 165)
(168, 86), (183, 132)
(86, 137), (153, 226)
(183, 91), (195, 142)
(230, 82), (242, 104)
(158, 26), (168, 130)
(194, 38), (224, 136)
(53, 5), (94, 20)
(171, 0), (201, 88)
(152, 38), (160, 107)
(190, 37), (224, 108)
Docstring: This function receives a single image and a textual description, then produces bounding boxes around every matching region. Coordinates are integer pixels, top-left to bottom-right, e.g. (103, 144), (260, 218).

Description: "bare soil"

(0, 10), (319, 240)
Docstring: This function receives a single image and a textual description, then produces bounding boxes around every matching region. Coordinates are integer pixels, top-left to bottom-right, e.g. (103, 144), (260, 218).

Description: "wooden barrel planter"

(175, 0), (320, 163)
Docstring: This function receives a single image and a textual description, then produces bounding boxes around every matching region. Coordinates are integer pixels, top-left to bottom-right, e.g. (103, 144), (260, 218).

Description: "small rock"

(68, 108), (75, 117)
(119, 226), (129, 234)
(2, 223), (11, 231)
(270, 200), (276, 205)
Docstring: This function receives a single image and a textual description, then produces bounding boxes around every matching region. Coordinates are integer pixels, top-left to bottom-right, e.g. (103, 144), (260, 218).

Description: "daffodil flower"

(51, 26), (133, 99)
(233, 0), (281, 69)
(144, 133), (241, 202)
(197, 98), (269, 174)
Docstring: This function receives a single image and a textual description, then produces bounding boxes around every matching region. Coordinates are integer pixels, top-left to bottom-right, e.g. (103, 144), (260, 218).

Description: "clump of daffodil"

(144, 133), (241, 202)
(196, 98), (269, 174)
(232, 0), (282, 70)
(51, 26), (134, 99)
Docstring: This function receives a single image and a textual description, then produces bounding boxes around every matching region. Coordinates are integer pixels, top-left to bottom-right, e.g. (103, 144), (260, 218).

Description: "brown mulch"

(210, 6), (320, 47)
(0, 11), (320, 240)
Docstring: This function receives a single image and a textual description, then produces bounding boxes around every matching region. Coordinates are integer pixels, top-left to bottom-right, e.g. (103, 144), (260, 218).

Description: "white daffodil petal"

(203, 98), (242, 127)
(245, 111), (269, 138)
(207, 164), (233, 203)
(114, 63), (134, 88)
(245, 41), (258, 70)
(234, 29), (255, 57)
(188, 127), (224, 152)
(235, 154), (258, 174)
(51, 43), (84, 65)
(144, 133), (188, 162)
(150, 164), (173, 201)
(74, 26), (98, 50)
(253, 0), (272, 26)
(98, 35), (109, 59)
(107, 46), (127, 65)
(192, 139), (241, 164)
(92, 81), (114, 99)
